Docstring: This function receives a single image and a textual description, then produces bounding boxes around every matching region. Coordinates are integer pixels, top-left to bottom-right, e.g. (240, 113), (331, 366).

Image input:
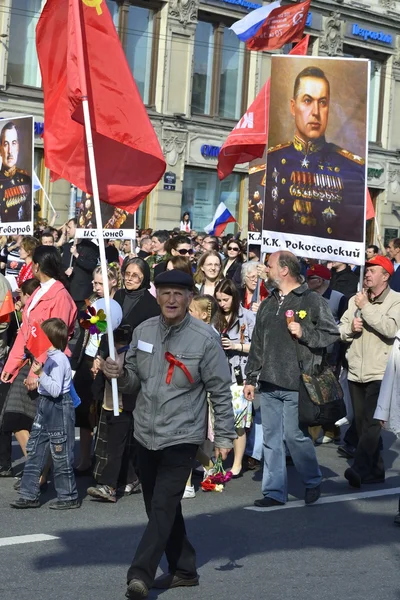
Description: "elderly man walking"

(339, 255), (400, 488)
(102, 269), (235, 600)
(244, 251), (339, 507)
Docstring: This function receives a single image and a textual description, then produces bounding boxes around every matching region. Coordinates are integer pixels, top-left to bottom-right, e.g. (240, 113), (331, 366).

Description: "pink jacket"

(4, 280), (77, 377)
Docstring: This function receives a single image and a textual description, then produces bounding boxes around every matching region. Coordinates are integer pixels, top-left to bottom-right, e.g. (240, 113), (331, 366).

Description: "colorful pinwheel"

(80, 303), (107, 335)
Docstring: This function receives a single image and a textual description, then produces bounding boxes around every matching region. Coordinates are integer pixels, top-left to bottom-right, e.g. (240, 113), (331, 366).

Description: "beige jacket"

(339, 287), (400, 383)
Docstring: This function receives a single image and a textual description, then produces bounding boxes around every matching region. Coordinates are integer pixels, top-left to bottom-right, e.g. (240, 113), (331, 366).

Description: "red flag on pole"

(25, 321), (53, 361)
(366, 189), (375, 220)
(36, 0), (166, 214)
(247, 0), (311, 51)
(0, 290), (14, 324)
(217, 36), (310, 180)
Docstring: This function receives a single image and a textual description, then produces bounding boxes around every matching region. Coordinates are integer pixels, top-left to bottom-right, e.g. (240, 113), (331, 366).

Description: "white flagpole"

(72, 0), (119, 416)
(133, 211), (137, 254)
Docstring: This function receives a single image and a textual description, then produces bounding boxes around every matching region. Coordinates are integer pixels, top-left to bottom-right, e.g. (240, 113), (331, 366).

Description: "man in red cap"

(306, 264), (348, 443)
(339, 255), (400, 488)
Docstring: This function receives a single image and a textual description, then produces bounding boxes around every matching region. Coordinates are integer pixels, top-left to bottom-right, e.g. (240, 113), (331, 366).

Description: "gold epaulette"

(267, 141), (292, 153)
(16, 168), (29, 176)
(334, 147), (365, 165)
(249, 164), (266, 175)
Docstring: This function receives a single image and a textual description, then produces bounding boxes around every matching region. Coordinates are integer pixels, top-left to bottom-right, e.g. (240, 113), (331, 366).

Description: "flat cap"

(154, 269), (194, 289)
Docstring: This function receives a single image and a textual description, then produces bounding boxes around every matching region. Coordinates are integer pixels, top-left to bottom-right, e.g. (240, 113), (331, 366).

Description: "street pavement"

(1, 432), (400, 600)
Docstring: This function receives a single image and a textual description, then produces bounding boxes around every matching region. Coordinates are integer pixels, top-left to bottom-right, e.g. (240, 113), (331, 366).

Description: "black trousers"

(0, 381), (11, 469)
(348, 380), (384, 481)
(127, 442), (198, 588)
(99, 410), (137, 489)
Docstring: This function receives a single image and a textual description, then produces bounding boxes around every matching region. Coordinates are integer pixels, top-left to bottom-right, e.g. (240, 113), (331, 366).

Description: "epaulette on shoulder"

(332, 146), (365, 165)
(16, 168), (29, 176)
(267, 141), (292, 154)
(249, 164), (266, 175)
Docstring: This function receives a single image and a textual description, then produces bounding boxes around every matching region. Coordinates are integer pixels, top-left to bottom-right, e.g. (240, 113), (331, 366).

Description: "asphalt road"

(1, 433), (400, 600)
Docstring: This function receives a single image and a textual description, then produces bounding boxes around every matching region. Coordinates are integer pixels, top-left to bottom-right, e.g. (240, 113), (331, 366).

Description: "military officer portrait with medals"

(0, 121), (32, 224)
(264, 65), (366, 243)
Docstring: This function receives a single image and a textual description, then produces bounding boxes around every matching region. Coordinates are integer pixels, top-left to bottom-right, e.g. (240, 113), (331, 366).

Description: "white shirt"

(27, 278), (57, 317)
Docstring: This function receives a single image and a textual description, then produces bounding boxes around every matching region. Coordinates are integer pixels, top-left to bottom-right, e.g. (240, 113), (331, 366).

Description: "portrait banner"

(0, 115), (33, 236)
(262, 56), (369, 265)
(247, 152), (267, 246)
(75, 192), (136, 240)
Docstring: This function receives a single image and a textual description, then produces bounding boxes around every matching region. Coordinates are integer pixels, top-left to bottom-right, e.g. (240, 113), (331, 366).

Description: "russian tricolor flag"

(204, 202), (236, 236)
(230, 0), (281, 42)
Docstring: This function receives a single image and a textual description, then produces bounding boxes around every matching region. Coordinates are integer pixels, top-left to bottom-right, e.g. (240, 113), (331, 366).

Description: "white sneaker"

(335, 417), (350, 427)
(183, 485), (196, 499)
(315, 435), (335, 444)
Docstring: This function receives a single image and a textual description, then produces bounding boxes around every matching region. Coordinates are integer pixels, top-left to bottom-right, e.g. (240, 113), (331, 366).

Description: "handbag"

(294, 294), (346, 426)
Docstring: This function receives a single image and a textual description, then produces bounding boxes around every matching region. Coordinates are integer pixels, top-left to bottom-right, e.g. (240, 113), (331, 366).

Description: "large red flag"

(247, 0), (311, 51)
(366, 189), (375, 220)
(0, 290), (14, 324)
(36, 0), (166, 214)
(217, 36), (309, 180)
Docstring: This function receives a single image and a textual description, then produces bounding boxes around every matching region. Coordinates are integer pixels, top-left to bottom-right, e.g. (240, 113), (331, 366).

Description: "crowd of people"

(1, 217), (400, 598)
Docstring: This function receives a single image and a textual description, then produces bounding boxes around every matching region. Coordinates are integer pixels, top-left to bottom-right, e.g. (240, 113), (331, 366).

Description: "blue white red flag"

(204, 202), (236, 236)
(230, 1), (281, 42)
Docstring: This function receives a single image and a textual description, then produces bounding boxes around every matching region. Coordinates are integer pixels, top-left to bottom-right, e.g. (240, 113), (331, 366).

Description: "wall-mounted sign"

(368, 167), (384, 180)
(34, 121), (44, 135)
(384, 228), (398, 247)
(164, 171), (176, 191)
(201, 144), (221, 158)
(346, 23), (395, 47)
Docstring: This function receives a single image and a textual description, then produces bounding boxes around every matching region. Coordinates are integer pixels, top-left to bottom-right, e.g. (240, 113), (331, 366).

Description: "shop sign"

(164, 171), (176, 191)
(346, 23), (395, 47)
(201, 144), (221, 158)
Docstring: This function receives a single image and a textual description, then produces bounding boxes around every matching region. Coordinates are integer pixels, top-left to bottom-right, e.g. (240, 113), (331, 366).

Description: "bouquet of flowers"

(200, 455), (232, 492)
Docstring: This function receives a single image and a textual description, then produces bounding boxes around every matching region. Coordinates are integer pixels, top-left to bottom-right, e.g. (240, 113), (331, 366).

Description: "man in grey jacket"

(244, 251), (339, 507)
(102, 269), (235, 600)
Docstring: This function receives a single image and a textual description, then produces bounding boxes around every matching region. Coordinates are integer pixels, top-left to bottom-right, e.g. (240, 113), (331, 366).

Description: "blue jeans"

(260, 383), (321, 503)
(20, 393), (78, 502)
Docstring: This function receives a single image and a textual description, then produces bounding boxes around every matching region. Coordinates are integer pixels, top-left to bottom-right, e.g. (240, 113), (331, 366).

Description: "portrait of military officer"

(264, 65), (366, 243)
(0, 121), (32, 224)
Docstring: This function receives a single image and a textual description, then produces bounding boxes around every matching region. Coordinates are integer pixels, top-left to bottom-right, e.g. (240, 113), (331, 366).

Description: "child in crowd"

(183, 295), (222, 499)
(10, 318), (80, 510)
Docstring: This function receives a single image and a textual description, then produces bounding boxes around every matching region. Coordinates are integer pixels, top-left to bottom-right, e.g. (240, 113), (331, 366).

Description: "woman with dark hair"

(86, 257), (160, 501)
(222, 240), (244, 281)
(166, 255), (192, 276)
(17, 236), (40, 287)
(180, 211), (191, 233)
(215, 278), (255, 478)
(0, 246), (77, 458)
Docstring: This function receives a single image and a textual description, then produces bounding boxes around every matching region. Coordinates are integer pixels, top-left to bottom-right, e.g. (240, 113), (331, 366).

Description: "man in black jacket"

(387, 238), (400, 292)
(61, 219), (99, 308)
(244, 251), (339, 507)
(330, 262), (359, 299)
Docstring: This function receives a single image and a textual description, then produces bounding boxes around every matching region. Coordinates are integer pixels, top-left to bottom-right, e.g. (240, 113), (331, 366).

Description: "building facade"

(0, 0), (399, 245)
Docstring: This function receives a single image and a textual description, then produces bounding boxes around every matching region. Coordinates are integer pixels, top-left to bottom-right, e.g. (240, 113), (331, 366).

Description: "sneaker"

(0, 466), (12, 477)
(183, 485), (196, 499)
(126, 578), (148, 599)
(49, 499), (81, 510)
(305, 484), (321, 505)
(10, 497), (40, 509)
(87, 484), (117, 503)
(121, 480), (142, 496)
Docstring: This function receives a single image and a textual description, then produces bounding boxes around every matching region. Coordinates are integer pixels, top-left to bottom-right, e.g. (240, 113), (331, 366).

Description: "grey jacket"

(245, 283), (340, 391)
(119, 313), (236, 451)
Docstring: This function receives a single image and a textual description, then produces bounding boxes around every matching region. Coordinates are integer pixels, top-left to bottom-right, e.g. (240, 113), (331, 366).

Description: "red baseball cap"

(365, 255), (394, 276)
(306, 264), (331, 281)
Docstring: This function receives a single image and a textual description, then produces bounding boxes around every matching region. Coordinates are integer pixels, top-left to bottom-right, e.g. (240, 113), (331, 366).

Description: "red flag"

(366, 189), (375, 220)
(0, 290), (14, 324)
(36, 0), (166, 214)
(247, 0), (311, 51)
(217, 36), (309, 180)
(25, 321), (53, 361)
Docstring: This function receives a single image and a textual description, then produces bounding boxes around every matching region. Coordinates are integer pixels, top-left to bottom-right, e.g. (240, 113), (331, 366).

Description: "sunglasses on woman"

(228, 247), (240, 252)
(177, 248), (194, 255)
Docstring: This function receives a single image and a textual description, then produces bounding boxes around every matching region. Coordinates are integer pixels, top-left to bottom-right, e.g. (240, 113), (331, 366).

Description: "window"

(182, 168), (241, 232)
(8, 0), (45, 87)
(125, 6), (154, 104)
(192, 19), (249, 120)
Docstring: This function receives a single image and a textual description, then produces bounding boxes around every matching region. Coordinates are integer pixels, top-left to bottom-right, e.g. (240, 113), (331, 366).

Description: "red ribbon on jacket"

(165, 352), (194, 385)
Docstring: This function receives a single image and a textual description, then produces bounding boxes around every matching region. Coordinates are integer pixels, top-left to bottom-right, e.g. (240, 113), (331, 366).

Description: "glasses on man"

(177, 248), (194, 255)
(228, 247), (240, 252)
(124, 272), (143, 281)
